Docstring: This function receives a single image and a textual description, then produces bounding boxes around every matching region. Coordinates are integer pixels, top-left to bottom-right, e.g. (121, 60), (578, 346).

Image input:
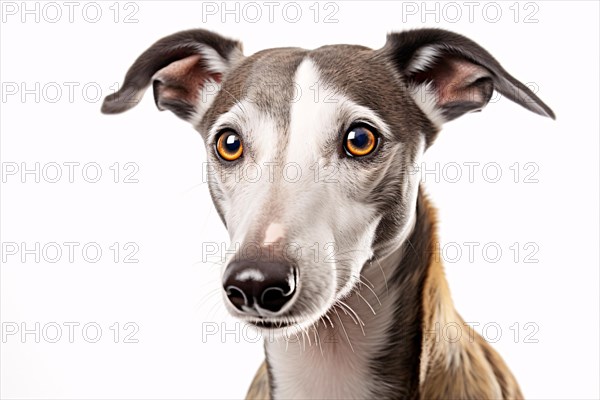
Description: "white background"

(1, 1), (598, 399)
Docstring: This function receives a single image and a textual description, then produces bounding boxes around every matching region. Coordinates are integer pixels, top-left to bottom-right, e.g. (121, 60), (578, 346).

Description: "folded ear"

(381, 28), (555, 125)
(101, 29), (243, 122)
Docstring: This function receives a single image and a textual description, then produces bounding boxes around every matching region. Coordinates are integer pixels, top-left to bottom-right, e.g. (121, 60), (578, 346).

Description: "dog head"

(102, 28), (553, 333)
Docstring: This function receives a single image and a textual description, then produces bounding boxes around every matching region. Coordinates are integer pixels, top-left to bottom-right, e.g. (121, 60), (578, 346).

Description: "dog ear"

(382, 28), (555, 125)
(101, 29), (243, 122)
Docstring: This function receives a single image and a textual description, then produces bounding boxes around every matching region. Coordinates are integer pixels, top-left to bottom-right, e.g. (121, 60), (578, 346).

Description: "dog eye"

(343, 125), (378, 157)
(216, 130), (243, 161)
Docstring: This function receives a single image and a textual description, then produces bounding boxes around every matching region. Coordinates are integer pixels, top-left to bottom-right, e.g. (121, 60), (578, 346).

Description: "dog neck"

(264, 188), (443, 399)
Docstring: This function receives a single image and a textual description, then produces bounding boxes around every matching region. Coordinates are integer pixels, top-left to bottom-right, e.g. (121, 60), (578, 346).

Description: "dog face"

(102, 29), (553, 333)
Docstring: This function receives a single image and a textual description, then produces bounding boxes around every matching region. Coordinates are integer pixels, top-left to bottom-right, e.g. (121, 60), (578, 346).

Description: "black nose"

(223, 260), (297, 315)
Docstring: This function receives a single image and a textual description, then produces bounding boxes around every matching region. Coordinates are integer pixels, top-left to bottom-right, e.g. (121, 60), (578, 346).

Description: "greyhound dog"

(102, 28), (554, 399)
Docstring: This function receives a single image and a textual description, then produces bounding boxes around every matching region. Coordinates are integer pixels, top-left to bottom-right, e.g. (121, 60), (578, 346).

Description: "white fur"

(404, 45), (449, 127)
(190, 77), (221, 127)
(409, 82), (446, 128)
(195, 44), (241, 73)
(406, 45), (441, 73)
(190, 45), (244, 127)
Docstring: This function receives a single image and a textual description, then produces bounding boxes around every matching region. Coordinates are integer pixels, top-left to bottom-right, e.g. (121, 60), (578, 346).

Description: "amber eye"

(216, 130), (243, 161)
(343, 125), (378, 157)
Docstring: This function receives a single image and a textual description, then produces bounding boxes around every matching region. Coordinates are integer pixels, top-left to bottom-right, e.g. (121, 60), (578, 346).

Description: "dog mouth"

(238, 285), (355, 331)
(245, 317), (297, 330)
(243, 297), (342, 332)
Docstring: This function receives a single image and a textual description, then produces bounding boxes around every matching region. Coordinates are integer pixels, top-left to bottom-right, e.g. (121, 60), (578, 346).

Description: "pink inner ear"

(153, 54), (222, 105)
(415, 56), (490, 106)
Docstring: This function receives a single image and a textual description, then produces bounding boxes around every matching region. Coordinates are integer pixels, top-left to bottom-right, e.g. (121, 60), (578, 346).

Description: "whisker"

(335, 301), (358, 325)
(302, 328), (306, 352)
(304, 321), (312, 347)
(197, 287), (222, 307)
(313, 326), (324, 356)
(320, 316), (328, 329)
(356, 278), (382, 306)
(330, 265), (383, 306)
(405, 237), (419, 258)
(338, 300), (365, 327)
(356, 292), (376, 316)
(333, 307), (354, 353)
(338, 301), (365, 337)
(329, 248), (370, 258)
(207, 296), (224, 320)
(325, 314), (334, 328)
(192, 260), (222, 268)
(358, 274), (376, 289)
(373, 256), (389, 295)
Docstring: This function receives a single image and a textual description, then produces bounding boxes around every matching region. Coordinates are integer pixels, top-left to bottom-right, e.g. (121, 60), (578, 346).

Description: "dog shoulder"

(418, 196), (523, 399)
(246, 361), (271, 400)
(475, 333), (524, 400)
(420, 325), (523, 399)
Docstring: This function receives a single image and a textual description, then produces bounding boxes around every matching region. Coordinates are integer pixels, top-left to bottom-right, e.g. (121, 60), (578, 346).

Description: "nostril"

(260, 287), (288, 312)
(225, 286), (248, 310)
(257, 268), (296, 313)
